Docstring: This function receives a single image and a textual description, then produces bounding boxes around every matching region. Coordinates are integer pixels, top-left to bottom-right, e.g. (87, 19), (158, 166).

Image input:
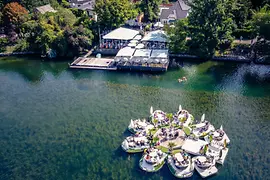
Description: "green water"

(0, 57), (269, 180)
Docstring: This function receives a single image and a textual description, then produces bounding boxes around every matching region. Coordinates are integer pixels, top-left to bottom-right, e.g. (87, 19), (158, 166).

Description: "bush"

(0, 37), (8, 52)
(233, 28), (255, 39)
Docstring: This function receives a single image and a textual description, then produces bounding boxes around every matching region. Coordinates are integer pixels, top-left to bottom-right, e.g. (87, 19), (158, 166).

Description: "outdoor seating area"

(121, 105), (231, 178)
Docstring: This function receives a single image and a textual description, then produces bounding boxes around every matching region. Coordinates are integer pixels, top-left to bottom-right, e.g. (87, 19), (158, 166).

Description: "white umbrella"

(134, 35), (142, 40)
(160, 59), (168, 64)
(201, 114), (205, 122)
(128, 43), (136, 47)
(153, 59), (159, 63)
(136, 43), (144, 49)
(130, 40), (138, 43)
(135, 58), (141, 63)
(150, 106), (153, 115)
(141, 58), (148, 63)
(147, 58), (153, 63)
(122, 57), (129, 62)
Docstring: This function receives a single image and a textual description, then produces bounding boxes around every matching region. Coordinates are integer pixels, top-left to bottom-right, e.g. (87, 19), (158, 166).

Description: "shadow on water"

(0, 56), (69, 83)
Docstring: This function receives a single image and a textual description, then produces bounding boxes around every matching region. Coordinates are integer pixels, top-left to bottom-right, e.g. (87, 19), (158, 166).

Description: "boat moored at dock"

(167, 152), (194, 178)
(193, 156), (218, 178)
(128, 119), (154, 134)
(139, 148), (167, 172)
(121, 134), (150, 153)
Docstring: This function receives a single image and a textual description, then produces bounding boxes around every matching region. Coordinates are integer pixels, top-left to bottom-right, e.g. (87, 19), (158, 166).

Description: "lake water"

(0, 56), (269, 180)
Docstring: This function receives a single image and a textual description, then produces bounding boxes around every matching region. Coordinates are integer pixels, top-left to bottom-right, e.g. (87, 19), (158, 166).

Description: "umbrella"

(160, 59), (168, 64)
(130, 40), (138, 43)
(141, 58), (148, 63)
(153, 59), (159, 63)
(147, 58), (153, 63)
(128, 43), (136, 47)
(122, 57), (129, 62)
(135, 58), (141, 63)
(134, 35), (142, 40)
(136, 43), (144, 49)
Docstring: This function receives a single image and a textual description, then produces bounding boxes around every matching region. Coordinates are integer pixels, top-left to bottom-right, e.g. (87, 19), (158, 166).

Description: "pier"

(69, 57), (117, 70)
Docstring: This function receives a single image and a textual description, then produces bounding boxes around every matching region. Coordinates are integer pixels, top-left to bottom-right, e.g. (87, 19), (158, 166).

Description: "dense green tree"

(188, 0), (235, 58)
(252, 5), (270, 40)
(166, 19), (188, 53)
(233, 0), (252, 29)
(94, 0), (137, 29)
(140, 0), (160, 22)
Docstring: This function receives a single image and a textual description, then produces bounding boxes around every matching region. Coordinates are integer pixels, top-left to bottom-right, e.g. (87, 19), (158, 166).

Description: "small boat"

(178, 77), (187, 83)
(139, 148), (167, 172)
(192, 120), (215, 138)
(151, 110), (168, 127)
(167, 152), (194, 178)
(204, 125), (230, 149)
(193, 156), (218, 178)
(177, 109), (194, 127)
(128, 119), (154, 134)
(121, 134), (150, 153)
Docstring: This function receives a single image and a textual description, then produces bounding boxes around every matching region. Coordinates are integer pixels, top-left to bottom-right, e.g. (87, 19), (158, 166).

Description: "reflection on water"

(0, 57), (270, 179)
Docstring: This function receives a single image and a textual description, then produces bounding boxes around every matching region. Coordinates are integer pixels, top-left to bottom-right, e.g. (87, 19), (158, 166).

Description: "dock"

(69, 57), (117, 70)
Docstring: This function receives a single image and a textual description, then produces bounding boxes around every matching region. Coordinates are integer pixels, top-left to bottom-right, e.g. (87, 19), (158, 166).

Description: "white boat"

(139, 148), (167, 172)
(167, 152), (194, 178)
(151, 110), (168, 127)
(193, 156), (218, 178)
(204, 125), (230, 149)
(205, 145), (229, 165)
(192, 121), (215, 138)
(121, 134), (150, 153)
(128, 119), (154, 134)
(177, 109), (194, 127)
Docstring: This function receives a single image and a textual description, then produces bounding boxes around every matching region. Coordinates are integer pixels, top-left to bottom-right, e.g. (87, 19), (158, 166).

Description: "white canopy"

(133, 49), (152, 57)
(141, 30), (168, 42)
(136, 43), (144, 49)
(103, 27), (139, 40)
(130, 39), (138, 43)
(116, 47), (135, 57)
(151, 49), (168, 59)
(128, 43), (137, 47)
(133, 34), (142, 40)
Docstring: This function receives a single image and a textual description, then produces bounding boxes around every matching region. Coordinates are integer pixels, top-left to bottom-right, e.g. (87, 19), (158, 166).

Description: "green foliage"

(188, 0), (235, 58)
(233, 0), (252, 29)
(20, 0), (59, 11)
(14, 38), (29, 52)
(0, 37), (8, 52)
(17, 7), (93, 57)
(95, 0), (137, 29)
(252, 5), (270, 40)
(166, 19), (188, 53)
(140, 0), (160, 22)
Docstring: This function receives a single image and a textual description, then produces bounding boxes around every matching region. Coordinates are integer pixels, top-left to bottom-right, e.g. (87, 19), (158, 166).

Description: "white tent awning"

(103, 27), (139, 40)
(151, 49), (168, 59)
(133, 49), (152, 57)
(141, 30), (168, 42)
(116, 47), (135, 57)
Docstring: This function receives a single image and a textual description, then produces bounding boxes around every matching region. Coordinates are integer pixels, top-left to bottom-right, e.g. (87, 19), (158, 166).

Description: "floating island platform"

(121, 105), (230, 178)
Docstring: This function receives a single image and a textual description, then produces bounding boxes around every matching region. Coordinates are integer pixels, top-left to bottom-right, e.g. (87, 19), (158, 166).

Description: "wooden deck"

(70, 57), (117, 70)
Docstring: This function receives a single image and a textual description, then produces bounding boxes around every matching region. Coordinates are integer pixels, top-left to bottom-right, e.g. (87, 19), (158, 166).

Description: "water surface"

(0, 57), (269, 180)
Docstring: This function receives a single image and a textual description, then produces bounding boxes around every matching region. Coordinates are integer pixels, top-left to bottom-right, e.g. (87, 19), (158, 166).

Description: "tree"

(153, 118), (158, 127)
(252, 5), (270, 40)
(188, 0), (235, 58)
(166, 113), (173, 127)
(2, 2), (28, 26)
(233, 0), (252, 29)
(140, 0), (160, 22)
(168, 142), (176, 153)
(94, 0), (137, 29)
(166, 19), (188, 53)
